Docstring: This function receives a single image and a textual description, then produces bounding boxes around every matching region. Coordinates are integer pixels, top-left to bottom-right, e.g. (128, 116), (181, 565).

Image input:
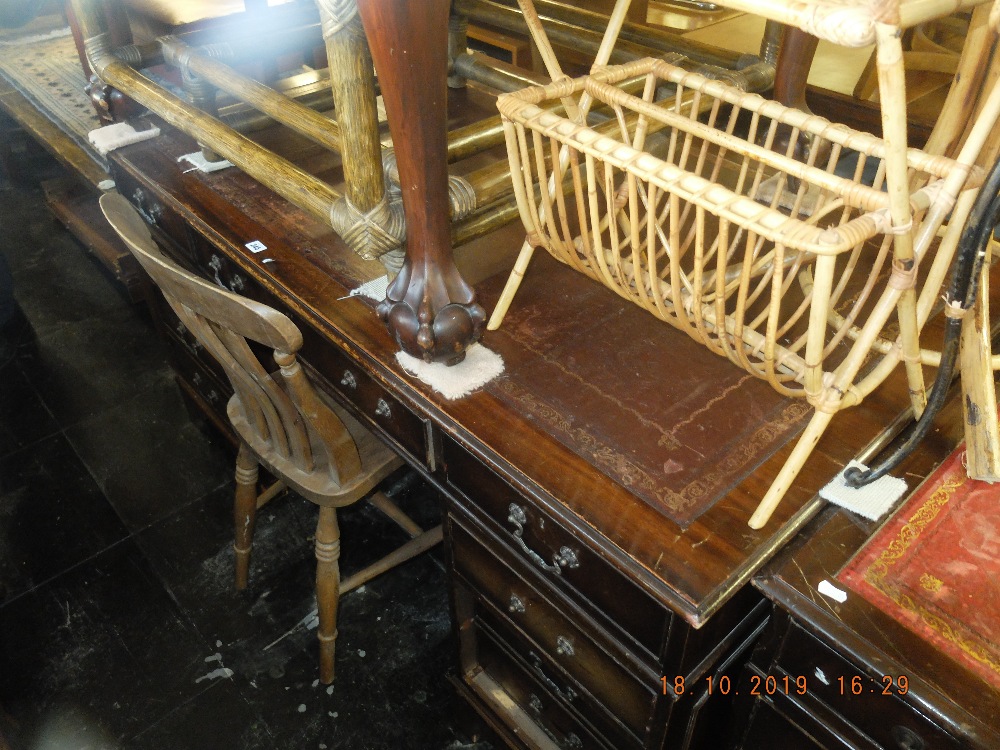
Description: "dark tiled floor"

(0, 148), (495, 749)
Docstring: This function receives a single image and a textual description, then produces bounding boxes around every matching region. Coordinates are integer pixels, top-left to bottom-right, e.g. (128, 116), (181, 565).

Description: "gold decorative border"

(495, 377), (810, 522)
(857, 460), (1000, 681)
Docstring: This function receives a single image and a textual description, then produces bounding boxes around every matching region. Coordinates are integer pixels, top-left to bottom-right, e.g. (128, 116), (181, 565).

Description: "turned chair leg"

(233, 443), (259, 590)
(314, 505), (342, 685)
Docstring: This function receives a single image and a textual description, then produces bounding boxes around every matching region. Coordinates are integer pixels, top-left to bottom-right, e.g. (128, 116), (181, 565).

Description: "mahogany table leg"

(772, 26), (819, 165)
(355, 0), (484, 365)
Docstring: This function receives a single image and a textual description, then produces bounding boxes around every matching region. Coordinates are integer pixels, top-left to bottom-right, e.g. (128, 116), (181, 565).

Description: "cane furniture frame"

(491, 0), (1000, 528)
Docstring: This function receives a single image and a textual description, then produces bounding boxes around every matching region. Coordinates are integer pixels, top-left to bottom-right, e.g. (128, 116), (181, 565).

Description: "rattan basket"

(498, 57), (976, 396)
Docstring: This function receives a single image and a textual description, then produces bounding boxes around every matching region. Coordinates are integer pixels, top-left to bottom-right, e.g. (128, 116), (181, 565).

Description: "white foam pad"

(396, 344), (504, 400)
(88, 122), (160, 156)
(819, 460), (908, 521)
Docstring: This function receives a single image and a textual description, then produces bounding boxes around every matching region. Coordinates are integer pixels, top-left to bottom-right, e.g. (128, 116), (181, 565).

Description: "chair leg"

(233, 443), (259, 591)
(315, 506), (342, 685)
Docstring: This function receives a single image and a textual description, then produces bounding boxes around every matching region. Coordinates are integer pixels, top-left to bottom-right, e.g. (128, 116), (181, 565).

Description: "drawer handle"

(340, 370), (358, 390)
(207, 255), (226, 288)
(555, 635), (575, 658)
(375, 398), (392, 419)
(229, 274), (246, 293)
(528, 693), (544, 716)
(506, 504), (581, 575)
(891, 726), (925, 750)
(206, 389), (219, 404)
(131, 187), (162, 225)
(528, 651), (577, 703)
(192, 372), (202, 386)
(508, 594), (526, 614)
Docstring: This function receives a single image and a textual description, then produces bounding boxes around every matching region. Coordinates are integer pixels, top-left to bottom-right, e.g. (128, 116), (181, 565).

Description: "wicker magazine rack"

(492, 0), (1000, 528)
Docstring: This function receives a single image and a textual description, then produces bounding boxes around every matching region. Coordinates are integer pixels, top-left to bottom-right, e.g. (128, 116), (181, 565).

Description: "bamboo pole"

(316, 0), (384, 213)
(960, 260), (1000, 480)
(466, 0), (648, 68)
(488, 0), (632, 330)
(160, 37), (344, 153)
(70, 0), (342, 227)
(451, 51), (547, 93)
(876, 23), (926, 418)
(463, 0), (743, 69)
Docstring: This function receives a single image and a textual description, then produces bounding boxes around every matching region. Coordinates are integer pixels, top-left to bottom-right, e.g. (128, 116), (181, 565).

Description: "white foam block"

(819, 460), (907, 521)
(88, 122), (160, 155)
(396, 344), (504, 400)
(178, 151), (234, 173)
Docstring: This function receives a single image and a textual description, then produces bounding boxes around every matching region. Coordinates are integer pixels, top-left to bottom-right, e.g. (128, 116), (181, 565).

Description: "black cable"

(845, 154), (1000, 488)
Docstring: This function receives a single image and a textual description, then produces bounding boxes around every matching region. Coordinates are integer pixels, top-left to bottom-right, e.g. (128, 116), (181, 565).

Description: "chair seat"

(228, 383), (400, 508)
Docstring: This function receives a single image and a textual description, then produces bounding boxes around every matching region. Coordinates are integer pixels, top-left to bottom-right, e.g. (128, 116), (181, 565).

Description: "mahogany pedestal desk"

(105, 117), (956, 749)
(735, 392), (1000, 750)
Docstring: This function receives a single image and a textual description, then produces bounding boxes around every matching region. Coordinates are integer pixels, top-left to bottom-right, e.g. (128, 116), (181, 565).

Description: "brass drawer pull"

(506, 504), (581, 575)
(528, 651), (577, 703)
(528, 694), (544, 716)
(340, 371), (358, 390)
(375, 398), (392, 418)
(508, 594), (526, 614)
(555, 635), (575, 658)
(207, 255), (225, 288)
(131, 187), (162, 225)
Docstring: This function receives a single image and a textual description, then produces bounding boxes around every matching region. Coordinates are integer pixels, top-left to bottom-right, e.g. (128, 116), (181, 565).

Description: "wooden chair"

(99, 191), (442, 684)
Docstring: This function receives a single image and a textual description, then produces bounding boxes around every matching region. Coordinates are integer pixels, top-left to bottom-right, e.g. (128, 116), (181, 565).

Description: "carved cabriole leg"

(315, 505), (342, 684)
(317, 0), (405, 274)
(233, 443), (259, 590)
(356, 0), (485, 365)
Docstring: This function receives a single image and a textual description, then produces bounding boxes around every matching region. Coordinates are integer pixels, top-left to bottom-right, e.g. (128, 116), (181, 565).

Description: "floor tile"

(64, 373), (233, 531)
(126, 680), (276, 750)
(15, 314), (171, 429)
(0, 362), (59, 459)
(0, 540), (216, 747)
(0, 433), (129, 604)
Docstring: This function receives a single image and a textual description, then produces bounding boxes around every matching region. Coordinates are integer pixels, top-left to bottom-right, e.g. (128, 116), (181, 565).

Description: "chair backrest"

(100, 191), (361, 486)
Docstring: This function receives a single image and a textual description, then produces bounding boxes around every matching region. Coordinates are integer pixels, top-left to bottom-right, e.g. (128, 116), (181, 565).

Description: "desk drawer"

(777, 623), (964, 750)
(473, 615), (623, 750)
(113, 170), (196, 264)
(444, 438), (669, 658)
(312, 342), (428, 465)
(475, 597), (644, 750)
(170, 339), (232, 415)
(451, 514), (656, 738)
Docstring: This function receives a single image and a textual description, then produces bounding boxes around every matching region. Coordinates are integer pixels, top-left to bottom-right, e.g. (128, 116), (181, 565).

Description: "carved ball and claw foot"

(377, 266), (485, 365)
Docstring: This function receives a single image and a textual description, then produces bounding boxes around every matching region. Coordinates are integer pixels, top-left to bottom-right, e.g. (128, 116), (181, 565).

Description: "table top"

(107, 103), (982, 628)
